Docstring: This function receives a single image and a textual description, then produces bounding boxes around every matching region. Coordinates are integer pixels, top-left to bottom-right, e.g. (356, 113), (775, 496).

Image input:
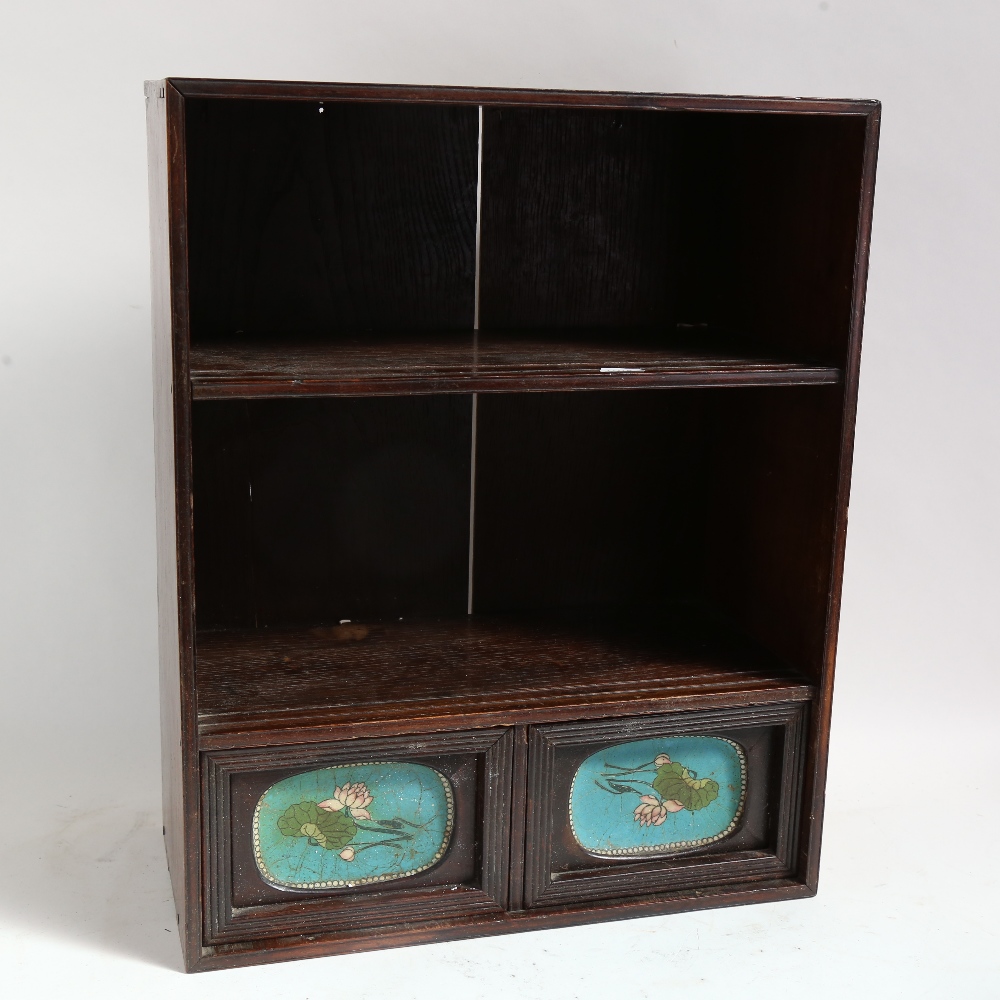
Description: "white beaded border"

(569, 737), (748, 858)
(253, 762), (455, 890)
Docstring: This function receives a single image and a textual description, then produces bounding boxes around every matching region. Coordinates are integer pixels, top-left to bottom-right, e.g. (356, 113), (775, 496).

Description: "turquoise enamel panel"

(253, 762), (454, 890)
(569, 737), (747, 857)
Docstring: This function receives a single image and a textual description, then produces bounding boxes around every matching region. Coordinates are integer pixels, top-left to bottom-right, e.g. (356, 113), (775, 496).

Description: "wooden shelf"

(189, 333), (841, 400)
(195, 610), (813, 746)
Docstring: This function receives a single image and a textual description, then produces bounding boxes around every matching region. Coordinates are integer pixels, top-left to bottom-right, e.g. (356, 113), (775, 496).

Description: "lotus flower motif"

(654, 753), (672, 766)
(633, 794), (685, 826)
(339, 846), (356, 861)
(318, 781), (374, 821)
(634, 794), (668, 826)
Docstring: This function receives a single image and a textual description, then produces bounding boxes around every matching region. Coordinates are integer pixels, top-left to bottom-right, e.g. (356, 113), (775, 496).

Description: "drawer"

(202, 728), (513, 944)
(519, 702), (808, 909)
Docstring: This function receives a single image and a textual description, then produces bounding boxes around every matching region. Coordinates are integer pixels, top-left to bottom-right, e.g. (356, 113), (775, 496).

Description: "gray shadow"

(0, 788), (183, 971)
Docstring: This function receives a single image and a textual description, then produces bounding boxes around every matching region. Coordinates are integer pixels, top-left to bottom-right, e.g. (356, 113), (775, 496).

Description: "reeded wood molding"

(192, 878), (815, 972)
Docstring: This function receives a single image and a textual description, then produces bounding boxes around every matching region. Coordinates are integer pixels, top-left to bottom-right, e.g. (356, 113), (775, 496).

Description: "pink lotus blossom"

(634, 795), (669, 826)
(634, 794), (686, 826)
(655, 754), (671, 766)
(318, 782), (374, 821)
(339, 847), (356, 861)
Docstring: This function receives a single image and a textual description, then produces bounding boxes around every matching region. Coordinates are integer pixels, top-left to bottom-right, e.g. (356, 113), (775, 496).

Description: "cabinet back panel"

(473, 387), (843, 680)
(472, 391), (709, 613)
(192, 396), (472, 627)
(479, 107), (676, 331)
(479, 108), (864, 366)
(185, 99), (479, 342)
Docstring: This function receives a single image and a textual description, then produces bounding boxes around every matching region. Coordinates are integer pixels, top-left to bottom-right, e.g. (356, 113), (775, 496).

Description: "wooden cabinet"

(145, 78), (879, 971)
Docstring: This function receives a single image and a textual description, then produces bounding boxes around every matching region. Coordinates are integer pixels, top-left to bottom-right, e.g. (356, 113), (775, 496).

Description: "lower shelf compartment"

(195, 609), (813, 744)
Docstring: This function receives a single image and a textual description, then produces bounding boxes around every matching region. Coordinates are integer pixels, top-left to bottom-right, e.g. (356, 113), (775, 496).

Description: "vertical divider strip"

(473, 105), (484, 335)
(467, 393), (478, 615)
(468, 105), (484, 616)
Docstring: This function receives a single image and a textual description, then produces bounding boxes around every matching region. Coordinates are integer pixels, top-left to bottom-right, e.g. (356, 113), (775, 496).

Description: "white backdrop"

(1, 2), (998, 995)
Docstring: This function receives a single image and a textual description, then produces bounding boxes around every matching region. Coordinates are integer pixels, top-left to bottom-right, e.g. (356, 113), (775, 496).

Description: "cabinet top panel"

(155, 78), (878, 116)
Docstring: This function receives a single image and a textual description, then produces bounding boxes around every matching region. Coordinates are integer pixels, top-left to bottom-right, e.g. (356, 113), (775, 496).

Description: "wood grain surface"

(479, 107), (675, 330)
(189, 333), (840, 398)
(195, 610), (813, 744)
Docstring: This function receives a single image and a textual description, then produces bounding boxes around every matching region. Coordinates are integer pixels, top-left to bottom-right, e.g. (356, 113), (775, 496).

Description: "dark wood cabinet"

(145, 78), (878, 971)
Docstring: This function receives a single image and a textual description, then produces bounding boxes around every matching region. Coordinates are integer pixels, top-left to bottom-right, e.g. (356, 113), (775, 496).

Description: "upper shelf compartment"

(189, 333), (841, 399)
(183, 98), (868, 379)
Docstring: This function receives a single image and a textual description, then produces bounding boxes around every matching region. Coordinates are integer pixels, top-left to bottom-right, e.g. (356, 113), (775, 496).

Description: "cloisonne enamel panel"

(569, 736), (747, 857)
(254, 761), (454, 889)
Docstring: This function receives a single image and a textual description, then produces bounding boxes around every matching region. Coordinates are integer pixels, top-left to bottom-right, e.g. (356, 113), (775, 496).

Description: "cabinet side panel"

(703, 384), (844, 681)
(799, 105), (881, 890)
(146, 77), (183, 937)
(674, 114), (867, 367)
(146, 79), (199, 966)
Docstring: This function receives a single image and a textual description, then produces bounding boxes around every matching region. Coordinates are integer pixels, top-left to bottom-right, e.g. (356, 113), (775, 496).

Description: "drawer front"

(520, 702), (808, 909)
(203, 728), (513, 943)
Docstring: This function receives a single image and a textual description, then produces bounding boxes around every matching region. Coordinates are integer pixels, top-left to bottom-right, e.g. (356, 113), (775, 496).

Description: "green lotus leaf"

(313, 807), (357, 850)
(652, 762), (720, 812)
(278, 801), (321, 837)
(277, 801), (357, 849)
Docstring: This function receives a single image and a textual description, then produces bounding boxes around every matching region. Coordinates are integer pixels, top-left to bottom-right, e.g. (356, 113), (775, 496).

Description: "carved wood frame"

(203, 727), (513, 943)
(521, 702), (809, 908)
